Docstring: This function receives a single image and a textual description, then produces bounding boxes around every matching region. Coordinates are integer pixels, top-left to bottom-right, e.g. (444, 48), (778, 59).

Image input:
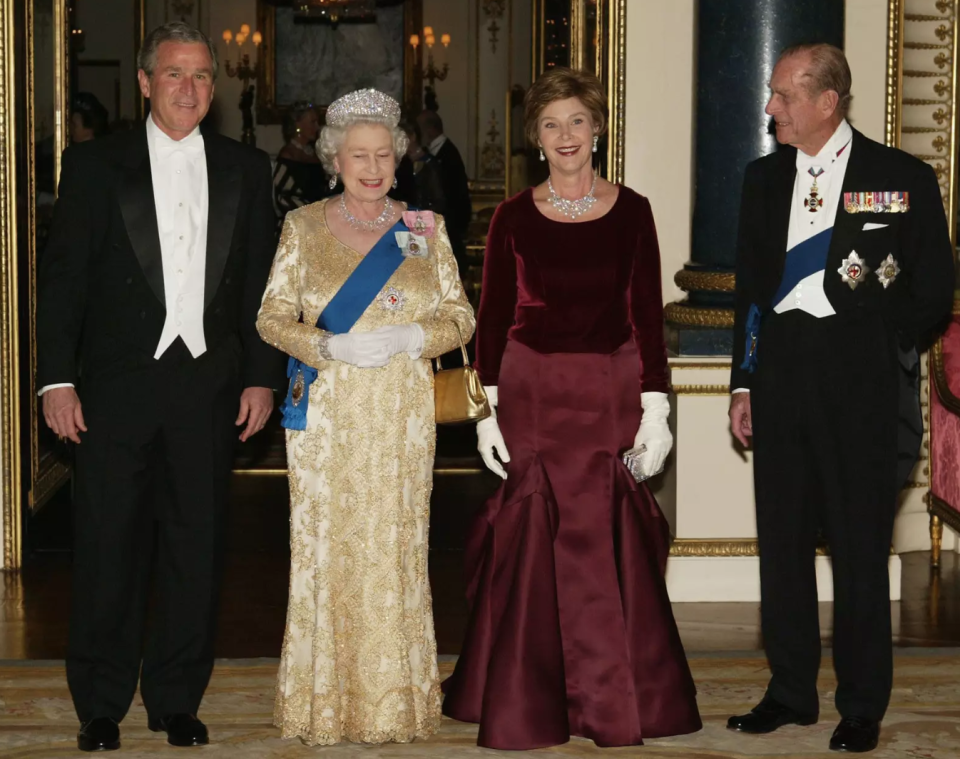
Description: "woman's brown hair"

(523, 67), (608, 147)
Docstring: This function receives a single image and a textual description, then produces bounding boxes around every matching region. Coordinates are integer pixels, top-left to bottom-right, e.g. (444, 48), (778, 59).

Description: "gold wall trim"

(672, 384), (730, 396)
(606, 0), (626, 184)
(674, 270), (735, 293)
(670, 539), (760, 557)
(2, 0), (20, 570)
(668, 360), (733, 370)
(663, 302), (734, 328)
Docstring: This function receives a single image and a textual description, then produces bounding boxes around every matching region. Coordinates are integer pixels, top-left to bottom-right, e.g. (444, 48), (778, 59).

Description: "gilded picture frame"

(530, 0), (626, 184)
(255, 0), (424, 124)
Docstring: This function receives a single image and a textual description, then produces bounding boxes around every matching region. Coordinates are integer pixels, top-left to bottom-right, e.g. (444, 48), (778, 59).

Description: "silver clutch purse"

(622, 445), (664, 483)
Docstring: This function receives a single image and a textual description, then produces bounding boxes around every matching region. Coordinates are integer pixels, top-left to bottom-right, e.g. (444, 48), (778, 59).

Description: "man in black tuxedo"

(417, 109), (472, 268)
(37, 22), (283, 752)
(728, 44), (953, 753)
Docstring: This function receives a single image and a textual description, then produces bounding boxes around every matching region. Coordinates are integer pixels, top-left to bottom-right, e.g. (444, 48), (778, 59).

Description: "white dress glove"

(326, 325), (424, 368)
(477, 386), (510, 479)
(326, 332), (390, 368)
(366, 324), (425, 359)
(633, 391), (673, 477)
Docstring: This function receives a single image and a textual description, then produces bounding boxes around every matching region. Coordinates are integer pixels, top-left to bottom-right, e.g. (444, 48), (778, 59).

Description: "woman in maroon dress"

(441, 68), (702, 750)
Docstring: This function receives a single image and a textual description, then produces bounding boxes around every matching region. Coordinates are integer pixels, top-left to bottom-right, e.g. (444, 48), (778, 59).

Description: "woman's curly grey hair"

(317, 115), (409, 175)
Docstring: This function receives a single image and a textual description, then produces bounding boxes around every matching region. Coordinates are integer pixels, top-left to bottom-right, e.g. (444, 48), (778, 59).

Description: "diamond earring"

(392, 177), (398, 189)
(592, 135), (598, 153)
(328, 174), (338, 191)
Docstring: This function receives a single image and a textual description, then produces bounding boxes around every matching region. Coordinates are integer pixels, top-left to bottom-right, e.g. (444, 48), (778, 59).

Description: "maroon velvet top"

(475, 186), (669, 393)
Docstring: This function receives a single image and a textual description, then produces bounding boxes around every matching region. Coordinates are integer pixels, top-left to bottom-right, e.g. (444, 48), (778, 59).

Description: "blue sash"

(742, 227), (834, 374)
(280, 217), (409, 431)
(771, 227), (833, 306)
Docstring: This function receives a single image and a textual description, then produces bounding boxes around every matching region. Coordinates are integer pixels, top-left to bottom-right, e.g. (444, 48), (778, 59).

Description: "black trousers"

(66, 337), (241, 723)
(752, 309), (901, 721)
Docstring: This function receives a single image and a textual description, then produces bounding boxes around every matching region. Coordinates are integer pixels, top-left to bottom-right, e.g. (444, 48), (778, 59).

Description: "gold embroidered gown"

(257, 199), (475, 745)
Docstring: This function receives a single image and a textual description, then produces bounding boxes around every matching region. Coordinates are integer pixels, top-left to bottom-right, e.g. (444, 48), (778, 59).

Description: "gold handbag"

(434, 323), (491, 425)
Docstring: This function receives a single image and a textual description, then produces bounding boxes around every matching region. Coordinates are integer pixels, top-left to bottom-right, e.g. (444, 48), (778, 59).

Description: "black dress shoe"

(148, 713), (209, 747)
(727, 697), (818, 734)
(829, 717), (880, 753)
(77, 717), (120, 752)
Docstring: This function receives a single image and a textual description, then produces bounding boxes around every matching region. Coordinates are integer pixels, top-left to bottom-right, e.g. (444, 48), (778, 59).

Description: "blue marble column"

(668, 0), (844, 355)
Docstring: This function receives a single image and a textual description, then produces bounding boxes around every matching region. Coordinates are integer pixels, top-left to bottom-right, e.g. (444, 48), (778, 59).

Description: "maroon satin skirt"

(441, 340), (702, 749)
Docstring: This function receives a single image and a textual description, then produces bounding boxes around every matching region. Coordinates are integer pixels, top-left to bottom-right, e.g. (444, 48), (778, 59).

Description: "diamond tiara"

(325, 89), (401, 128)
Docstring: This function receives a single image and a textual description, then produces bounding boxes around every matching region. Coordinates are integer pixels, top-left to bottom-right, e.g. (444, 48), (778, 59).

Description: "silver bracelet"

(317, 331), (332, 361)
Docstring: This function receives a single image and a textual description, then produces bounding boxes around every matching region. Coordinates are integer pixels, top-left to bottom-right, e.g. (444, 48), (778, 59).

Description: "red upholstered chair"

(929, 315), (960, 567)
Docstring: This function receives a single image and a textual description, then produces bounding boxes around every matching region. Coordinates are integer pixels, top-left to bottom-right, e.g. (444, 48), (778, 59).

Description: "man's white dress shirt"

(427, 133), (448, 156)
(147, 115), (209, 359)
(733, 119), (852, 395)
(773, 118), (853, 317)
(39, 115), (209, 396)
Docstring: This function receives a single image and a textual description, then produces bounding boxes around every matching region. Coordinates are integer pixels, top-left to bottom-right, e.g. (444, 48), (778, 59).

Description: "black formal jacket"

(37, 122), (284, 391)
(730, 127), (955, 392)
(430, 138), (473, 250)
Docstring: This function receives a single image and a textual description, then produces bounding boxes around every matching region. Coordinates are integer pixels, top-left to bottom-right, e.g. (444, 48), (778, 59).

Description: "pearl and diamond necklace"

(547, 173), (598, 219)
(338, 193), (395, 232)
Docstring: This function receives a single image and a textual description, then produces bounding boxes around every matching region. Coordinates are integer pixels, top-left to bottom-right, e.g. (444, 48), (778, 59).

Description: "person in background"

(396, 120), (446, 215)
(416, 110), (472, 268)
(273, 101), (329, 231)
(70, 92), (110, 144)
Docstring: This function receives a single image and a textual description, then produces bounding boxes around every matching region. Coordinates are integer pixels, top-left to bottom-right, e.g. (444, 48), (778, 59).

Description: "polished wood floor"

(4, 466), (960, 660)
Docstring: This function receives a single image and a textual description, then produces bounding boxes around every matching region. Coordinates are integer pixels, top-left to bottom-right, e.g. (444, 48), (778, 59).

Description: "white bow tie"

(154, 131), (204, 157)
(796, 152), (824, 172)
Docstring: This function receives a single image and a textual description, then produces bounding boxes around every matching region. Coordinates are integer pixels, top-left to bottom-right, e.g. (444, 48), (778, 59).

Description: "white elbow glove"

(477, 386), (510, 479)
(633, 391), (673, 476)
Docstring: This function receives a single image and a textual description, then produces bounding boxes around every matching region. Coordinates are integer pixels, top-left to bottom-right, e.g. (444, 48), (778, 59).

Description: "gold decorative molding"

(1, 0), (20, 569)
(606, 0), (626, 185)
(668, 360), (733, 370)
(663, 302), (735, 328)
(482, 0), (505, 53)
(674, 270), (736, 293)
(672, 384), (730, 396)
(480, 109), (504, 180)
(669, 539), (830, 558)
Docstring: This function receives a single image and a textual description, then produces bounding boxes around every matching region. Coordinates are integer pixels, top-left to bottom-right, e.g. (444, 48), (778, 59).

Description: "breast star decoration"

(838, 251), (870, 290)
(876, 254), (900, 289)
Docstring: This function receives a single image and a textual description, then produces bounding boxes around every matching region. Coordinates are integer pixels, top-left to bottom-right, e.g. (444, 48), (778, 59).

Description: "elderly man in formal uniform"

(728, 43), (954, 753)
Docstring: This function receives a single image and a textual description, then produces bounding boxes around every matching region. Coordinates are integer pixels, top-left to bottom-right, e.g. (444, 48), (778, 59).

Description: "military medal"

(805, 167), (825, 212)
(843, 191), (910, 213)
(876, 254), (900, 289)
(838, 251), (870, 289)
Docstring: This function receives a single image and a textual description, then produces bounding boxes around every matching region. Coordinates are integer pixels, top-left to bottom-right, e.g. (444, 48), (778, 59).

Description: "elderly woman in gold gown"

(257, 89), (475, 746)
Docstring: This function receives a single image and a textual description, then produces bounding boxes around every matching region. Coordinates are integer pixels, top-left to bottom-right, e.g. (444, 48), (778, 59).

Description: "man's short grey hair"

(780, 42), (853, 118)
(317, 115), (409, 175)
(138, 22), (219, 80)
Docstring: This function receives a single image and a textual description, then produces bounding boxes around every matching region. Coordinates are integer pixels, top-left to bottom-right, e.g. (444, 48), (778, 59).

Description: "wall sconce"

(222, 23), (262, 146)
(409, 25), (451, 111)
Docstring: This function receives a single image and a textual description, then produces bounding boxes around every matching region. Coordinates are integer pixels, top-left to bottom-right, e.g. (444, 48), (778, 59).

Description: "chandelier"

(293, 0), (377, 23)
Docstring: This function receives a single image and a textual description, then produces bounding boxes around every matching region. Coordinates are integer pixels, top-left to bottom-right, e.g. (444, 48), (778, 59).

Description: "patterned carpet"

(2, 655), (960, 758)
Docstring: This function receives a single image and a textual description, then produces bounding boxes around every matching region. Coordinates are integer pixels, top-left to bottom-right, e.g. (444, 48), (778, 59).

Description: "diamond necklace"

(339, 193), (395, 232)
(548, 173), (598, 219)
